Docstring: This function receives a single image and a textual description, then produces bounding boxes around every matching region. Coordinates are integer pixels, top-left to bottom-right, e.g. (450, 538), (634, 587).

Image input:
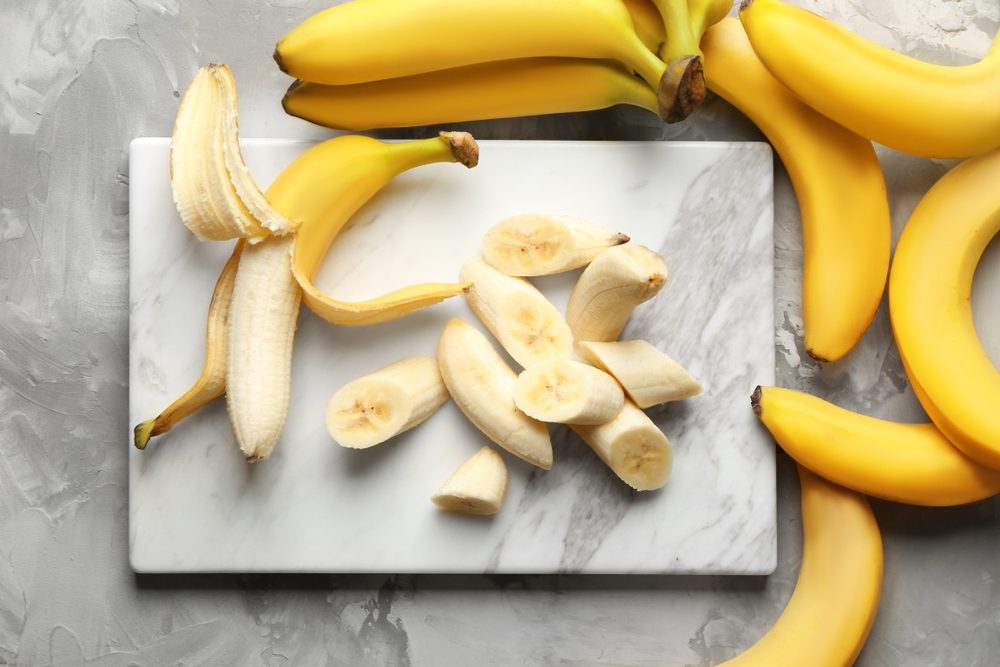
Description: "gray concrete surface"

(0, 0), (997, 665)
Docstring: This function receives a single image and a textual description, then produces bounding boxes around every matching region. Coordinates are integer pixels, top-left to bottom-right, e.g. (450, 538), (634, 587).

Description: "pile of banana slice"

(327, 214), (701, 516)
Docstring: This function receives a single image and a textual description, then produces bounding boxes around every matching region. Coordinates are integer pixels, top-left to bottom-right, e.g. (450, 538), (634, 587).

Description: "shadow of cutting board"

(128, 139), (776, 574)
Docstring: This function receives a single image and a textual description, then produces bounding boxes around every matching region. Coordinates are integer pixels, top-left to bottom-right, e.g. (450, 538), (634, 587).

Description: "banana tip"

(439, 131), (479, 169)
(750, 386), (763, 417)
(133, 421), (155, 450)
(739, 0), (753, 10)
(657, 55), (707, 124)
(805, 347), (832, 363)
(273, 44), (288, 74)
(615, 233), (631, 245)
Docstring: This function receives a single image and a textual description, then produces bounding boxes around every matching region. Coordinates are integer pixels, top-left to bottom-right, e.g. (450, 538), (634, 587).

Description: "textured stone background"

(1, 0), (998, 665)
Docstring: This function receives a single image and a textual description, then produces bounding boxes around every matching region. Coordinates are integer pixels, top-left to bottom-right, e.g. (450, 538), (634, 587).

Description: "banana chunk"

(514, 359), (624, 425)
(459, 256), (573, 369)
(437, 318), (553, 470)
(566, 244), (668, 342)
(482, 214), (629, 276)
(327, 356), (449, 449)
(432, 446), (509, 516)
(571, 400), (671, 490)
(578, 340), (701, 409)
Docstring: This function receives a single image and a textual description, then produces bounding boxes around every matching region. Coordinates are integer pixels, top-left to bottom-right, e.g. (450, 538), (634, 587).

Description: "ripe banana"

(171, 65), (295, 242)
(702, 18), (890, 362)
(437, 318), (553, 470)
(570, 400), (671, 490)
(566, 244), (667, 343)
(622, 0), (666, 53)
(577, 340), (701, 409)
(133, 241), (243, 450)
(274, 0), (672, 113)
(459, 257), (573, 369)
(225, 235), (302, 462)
(890, 147), (1000, 470)
(752, 387), (1000, 506)
(266, 132), (478, 326)
(481, 214), (629, 277)
(432, 446), (509, 516)
(513, 359), (625, 425)
(717, 466), (881, 667)
(326, 356), (449, 449)
(739, 0), (1000, 159)
(281, 59), (660, 131)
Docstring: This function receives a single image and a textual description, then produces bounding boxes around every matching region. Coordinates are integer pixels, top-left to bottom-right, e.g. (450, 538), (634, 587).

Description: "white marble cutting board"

(129, 138), (776, 574)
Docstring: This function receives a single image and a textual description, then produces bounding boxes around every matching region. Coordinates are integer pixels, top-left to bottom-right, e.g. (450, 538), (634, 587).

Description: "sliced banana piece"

(514, 359), (624, 425)
(437, 318), (553, 470)
(571, 400), (672, 491)
(431, 446), (509, 516)
(459, 256), (573, 368)
(578, 340), (701, 409)
(481, 214), (629, 276)
(327, 356), (449, 449)
(566, 244), (668, 342)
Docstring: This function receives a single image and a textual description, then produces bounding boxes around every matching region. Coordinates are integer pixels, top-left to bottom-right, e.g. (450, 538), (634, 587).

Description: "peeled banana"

(890, 147), (1000, 470)
(570, 400), (671, 490)
(577, 340), (701, 409)
(513, 359), (625, 425)
(459, 257), (573, 369)
(225, 235), (302, 462)
(282, 59), (660, 131)
(753, 387), (1000, 506)
(739, 0), (1000, 159)
(702, 18), (890, 362)
(481, 215), (629, 277)
(265, 132), (478, 326)
(133, 241), (243, 450)
(432, 446), (509, 516)
(437, 318), (553, 470)
(717, 466), (882, 667)
(171, 65), (295, 242)
(326, 356), (449, 449)
(566, 244), (668, 343)
(274, 0), (669, 101)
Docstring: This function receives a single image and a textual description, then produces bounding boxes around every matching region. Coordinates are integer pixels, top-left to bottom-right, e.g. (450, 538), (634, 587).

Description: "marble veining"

(128, 139), (776, 574)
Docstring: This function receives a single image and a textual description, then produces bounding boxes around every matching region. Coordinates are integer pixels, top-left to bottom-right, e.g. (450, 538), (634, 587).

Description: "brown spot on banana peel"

(439, 131), (479, 168)
(657, 55), (707, 123)
(739, 0), (754, 10)
(751, 385), (763, 417)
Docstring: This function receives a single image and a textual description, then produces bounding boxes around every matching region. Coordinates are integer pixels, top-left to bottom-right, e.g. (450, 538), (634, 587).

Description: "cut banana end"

(437, 318), (553, 470)
(432, 446), (509, 516)
(171, 65), (294, 243)
(571, 401), (672, 491)
(327, 356), (449, 449)
(481, 214), (629, 276)
(578, 340), (701, 409)
(566, 244), (668, 342)
(514, 359), (624, 425)
(460, 256), (573, 368)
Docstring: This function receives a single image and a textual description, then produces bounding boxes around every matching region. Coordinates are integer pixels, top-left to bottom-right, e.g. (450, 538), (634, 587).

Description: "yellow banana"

(281, 58), (658, 131)
(717, 465), (882, 667)
(739, 0), (1000, 159)
(702, 18), (889, 362)
(274, 0), (670, 111)
(133, 241), (243, 450)
(890, 147), (1000, 470)
(752, 387), (1000, 506)
(622, 0), (666, 53)
(687, 0), (732, 38)
(265, 132), (479, 325)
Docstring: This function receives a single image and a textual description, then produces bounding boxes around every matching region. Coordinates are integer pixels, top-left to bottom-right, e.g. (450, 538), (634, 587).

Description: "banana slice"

(437, 318), (553, 470)
(481, 214), (629, 276)
(577, 340), (701, 409)
(513, 359), (624, 425)
(566, 244), (668, 342)
(431, 446), (509, 516)
(571, 400), (671, 490)
(326, 356), (449, 449)
(459, 256), (573, 368)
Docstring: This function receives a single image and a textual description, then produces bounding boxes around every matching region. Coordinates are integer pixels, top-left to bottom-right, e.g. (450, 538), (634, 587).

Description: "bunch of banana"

(276, 0), (733, 128)
(890, 147), (1000, 471)
(717, 466), (882, 667)
(701, 18), (890, 362)
(739, 0), (1000, 159)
